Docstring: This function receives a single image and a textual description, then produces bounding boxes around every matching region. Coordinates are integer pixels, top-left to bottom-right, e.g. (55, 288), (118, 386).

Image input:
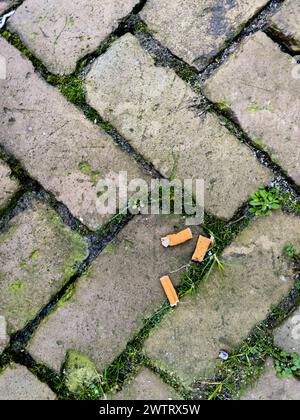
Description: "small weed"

(249, 187), (282, 216)
(274, 351), (300, 378)
(283, 244), (299, 258)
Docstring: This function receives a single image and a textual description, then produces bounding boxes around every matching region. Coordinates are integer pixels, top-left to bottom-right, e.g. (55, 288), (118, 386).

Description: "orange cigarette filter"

(161, 228), (193, 248)
(192, 235), (212, 263)
(160, 276), (180, 307)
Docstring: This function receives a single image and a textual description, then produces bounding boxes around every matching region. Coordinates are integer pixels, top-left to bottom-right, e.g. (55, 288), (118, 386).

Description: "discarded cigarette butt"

(192, 235), (212, 263)
(160, 276), (180, 307)
(161, 228), (193, 248)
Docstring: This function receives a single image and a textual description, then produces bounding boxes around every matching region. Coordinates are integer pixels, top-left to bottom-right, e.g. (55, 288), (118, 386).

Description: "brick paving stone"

(0, 37), (147, 230)
(144, 211), (300, 385)
(0, 200), (88, 334)
(203, 31), (300, 186)
(241, 358), (300, 400)
(0, 364), (55, 400)
(85, 34), (272, 221)
(0, 1), (17, 15)
(29, 215), (202, 374)
(268, 0), (300, 53)
(0, 160), (18, 211)
(274, 308), (300, 356)
(110, 368), (179, 400)
(8, 0), (139, 75)
(140, 0), (268, 70)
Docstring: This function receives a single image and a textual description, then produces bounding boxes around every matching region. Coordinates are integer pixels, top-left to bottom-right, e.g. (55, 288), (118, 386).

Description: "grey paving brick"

(140, 0), (269, 70)
(8, 0), (140, 74)
(0, 200), (88, 333)
(274, 308), (300, 357)
(0, 1), (18, 15)
(0, 364), (55, 400)
(110, 368), (179, 400)
(0, 160), (18, 211)
(241, 358), (300, 400)
(268, 0), (300, 53)
(204, 31), (300, 186)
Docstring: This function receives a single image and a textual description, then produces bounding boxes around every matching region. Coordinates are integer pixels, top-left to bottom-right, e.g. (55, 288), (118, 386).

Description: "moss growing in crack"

(46, 75), (86, 106)
(63, 350), (100, 394)
(217, 99), (231, 112)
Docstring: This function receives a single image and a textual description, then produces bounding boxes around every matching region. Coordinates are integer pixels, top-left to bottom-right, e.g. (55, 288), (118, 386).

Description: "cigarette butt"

(161, 228), (193, 248)
(192, 235), (212, 263)
(160, 276), (180, 307)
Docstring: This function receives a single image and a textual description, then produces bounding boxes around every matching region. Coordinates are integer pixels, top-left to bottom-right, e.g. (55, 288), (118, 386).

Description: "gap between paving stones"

(0, 2), (300, 398)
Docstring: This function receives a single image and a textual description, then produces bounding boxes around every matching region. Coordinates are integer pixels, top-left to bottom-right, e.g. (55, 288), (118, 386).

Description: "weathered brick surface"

(0, 37), (147, 230)
(0, 0), (17, 15)
(140, 0), (269, 70)
(85, 34), (271, 221)
(0, 160), (18, 211)
(8, 0), (140, 74)
(0, 200), (88, 333)
(29, 216), (201, 373)
(268, 0), (300, 53)
(111, 368), (179, 400)
(241, 358), (300, 400)
(274, 308), (300, 356)
(144, 212), (300, 385)
(0, 364), (55, 400)
(204, 32), (300, 186)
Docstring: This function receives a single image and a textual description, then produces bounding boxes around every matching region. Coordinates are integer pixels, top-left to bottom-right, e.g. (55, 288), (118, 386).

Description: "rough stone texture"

(0, 37), (148, 230)
(0, 0), (18, 15)
(203, 31), (300, 186)
(268, 0), (300, 53)
(0, 364), (55, 400)
(85, 34), (272, 221)
(29, 215), (202, 373)
(0, 160), (19, 211)
(144, 211), (300, 385)
(241, 358), (300, 400)
(274, 308), (300, 356)
(140, 0), (269, 70)
(0, 200), (88, 333)
(111, 368), (178, 400)
(0, 315), (8, 354)
(8, 0), (139, 75)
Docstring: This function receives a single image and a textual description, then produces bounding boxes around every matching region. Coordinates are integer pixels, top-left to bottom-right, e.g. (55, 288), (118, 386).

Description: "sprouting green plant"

(283, 244), (299, 258)
(274, 352), (300, 378)
(249, 187), (282, 216)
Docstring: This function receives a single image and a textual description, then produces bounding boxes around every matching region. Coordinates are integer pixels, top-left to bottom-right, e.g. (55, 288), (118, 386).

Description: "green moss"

(101, 241), (117, 256)
(62, 231), (89, 279)
(29, 250), (40, 260)
(63, 350), (99, 394)
(253, 137), (267, 152)
(8, 279), (26, 295)
(217, 99), (231, 111)
(78, 161), (101, 185)
(247, 101), (260, 112)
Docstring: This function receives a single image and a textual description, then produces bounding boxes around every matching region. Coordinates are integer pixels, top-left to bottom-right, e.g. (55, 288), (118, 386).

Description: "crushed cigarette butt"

(192, 235), (212, 263)
(160, 276), (180, 307)
(161, 228), (193, 248)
